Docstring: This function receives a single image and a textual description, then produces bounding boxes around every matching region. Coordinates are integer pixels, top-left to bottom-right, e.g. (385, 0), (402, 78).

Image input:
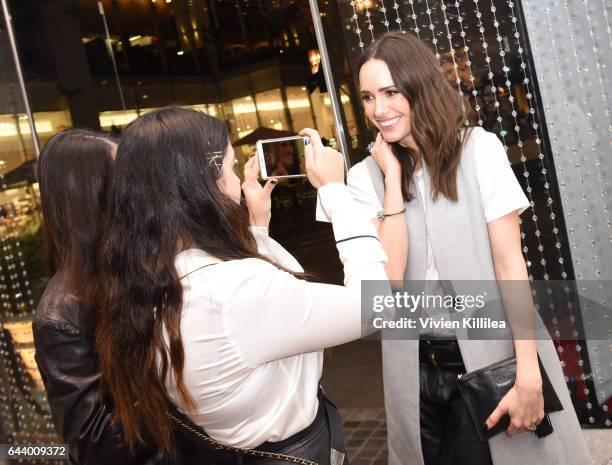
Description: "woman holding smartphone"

(345, 32), (590, 465)
(95, 107), (390, 464)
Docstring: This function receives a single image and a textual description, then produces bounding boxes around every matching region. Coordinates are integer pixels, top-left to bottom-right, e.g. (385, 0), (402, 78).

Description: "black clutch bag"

(456, 356), (564, 441)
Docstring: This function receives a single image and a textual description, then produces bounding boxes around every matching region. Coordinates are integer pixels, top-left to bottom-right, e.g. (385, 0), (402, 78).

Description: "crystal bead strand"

(582, 0), (612, 133)
(521, 0), (583, 302)
(439, 2), (465, 115)
(350, 1), (366, 50)
(379, 0), (391, 32)
(508, 1), (573, 322)
(362, 0), (376, 43)
(391, 0), (402, 29)
(506, 0), (573, 362)
(453, 1), (483, 125)
(539, 0), (593, 281)
(0, 167), (44, 435)
(560, 0), (609, 218)
(537, 0), (600, 425)
(472, 0), (508, 150)
(472, 0), (535, 282)
(0, 169), (32, 314)
(423, 0), (441, 61)
(489, 1), (548, 281)
(574, 0), (611, 426)
(0, 328), (17, 435)
(601, 0), (612, 49)
(406, 0), (421, 39)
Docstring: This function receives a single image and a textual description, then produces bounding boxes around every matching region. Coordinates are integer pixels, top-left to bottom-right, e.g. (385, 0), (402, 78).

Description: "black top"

(33, 275), (173, 464)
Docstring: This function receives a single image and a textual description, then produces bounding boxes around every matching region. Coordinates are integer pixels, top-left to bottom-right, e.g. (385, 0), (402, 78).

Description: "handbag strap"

(167, 411), (318, 465)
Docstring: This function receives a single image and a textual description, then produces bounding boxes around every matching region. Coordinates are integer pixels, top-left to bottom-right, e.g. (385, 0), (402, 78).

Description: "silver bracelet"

(376, 208), (406, 220)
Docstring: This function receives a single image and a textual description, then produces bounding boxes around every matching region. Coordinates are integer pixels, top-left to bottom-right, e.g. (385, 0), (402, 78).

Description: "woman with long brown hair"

(33, 130), (162, 464)
(341, 31), (590, 465)
(95, 107), (390, 464)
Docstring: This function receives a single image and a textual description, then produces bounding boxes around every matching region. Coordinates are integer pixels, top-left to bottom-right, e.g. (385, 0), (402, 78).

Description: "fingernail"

(271, 180), (278, 184)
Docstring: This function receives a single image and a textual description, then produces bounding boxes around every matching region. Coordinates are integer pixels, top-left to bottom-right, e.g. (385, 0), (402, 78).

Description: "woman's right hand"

(299, 128), (345, 189)
(242, 156), (277, 227)
(371, 132), (402, 181)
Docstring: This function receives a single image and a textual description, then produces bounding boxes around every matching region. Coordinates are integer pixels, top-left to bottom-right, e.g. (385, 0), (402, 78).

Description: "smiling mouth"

(378, 116), (401, 128)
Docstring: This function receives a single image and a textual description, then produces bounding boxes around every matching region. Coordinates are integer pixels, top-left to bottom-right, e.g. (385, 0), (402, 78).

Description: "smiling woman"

(357, 34), (467, 203)
(359, 65), (412, 141)
(345, 31), (591, 465)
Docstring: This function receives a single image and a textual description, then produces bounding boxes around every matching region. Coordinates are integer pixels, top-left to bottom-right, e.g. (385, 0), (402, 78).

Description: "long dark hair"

(38, 129), (116, 324)
(96, 107), (289, 451)
(358, 31), (473, 202)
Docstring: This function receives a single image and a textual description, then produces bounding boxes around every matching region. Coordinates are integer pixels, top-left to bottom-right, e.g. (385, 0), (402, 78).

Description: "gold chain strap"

(168, 412), (318, 465)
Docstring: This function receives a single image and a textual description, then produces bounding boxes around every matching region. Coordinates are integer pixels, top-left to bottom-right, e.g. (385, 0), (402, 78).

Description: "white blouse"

(165, 183), (389, 448)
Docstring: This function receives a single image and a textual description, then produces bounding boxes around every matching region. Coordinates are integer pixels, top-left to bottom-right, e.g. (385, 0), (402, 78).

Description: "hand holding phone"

(299, 128), (345, 189)
(242, 156), (277, 227)
(256, 136), (309, 180)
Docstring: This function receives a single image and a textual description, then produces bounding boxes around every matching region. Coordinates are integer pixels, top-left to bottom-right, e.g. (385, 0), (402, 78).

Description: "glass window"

(286, 86), (314, 133)
(254, 89), (288, 131)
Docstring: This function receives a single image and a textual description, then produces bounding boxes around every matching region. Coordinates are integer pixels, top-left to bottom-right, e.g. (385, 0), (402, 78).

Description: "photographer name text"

(371, 317), (506, 330)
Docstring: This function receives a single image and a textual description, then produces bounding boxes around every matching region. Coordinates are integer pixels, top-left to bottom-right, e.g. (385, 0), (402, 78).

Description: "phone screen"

(260, 137), (307, 178)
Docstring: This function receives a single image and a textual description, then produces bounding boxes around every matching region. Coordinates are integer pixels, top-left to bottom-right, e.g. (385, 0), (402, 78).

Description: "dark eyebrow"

(360, 86), (397, 94)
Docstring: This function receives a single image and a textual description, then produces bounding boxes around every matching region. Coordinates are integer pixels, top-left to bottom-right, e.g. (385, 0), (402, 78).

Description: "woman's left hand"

(485, 370), (544, 437)
(242, 156), (277, 227)
(371, 132), (402, 182)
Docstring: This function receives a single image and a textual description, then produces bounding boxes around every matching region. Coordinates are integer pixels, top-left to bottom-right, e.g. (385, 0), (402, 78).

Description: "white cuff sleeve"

(318, 183), (387, 286)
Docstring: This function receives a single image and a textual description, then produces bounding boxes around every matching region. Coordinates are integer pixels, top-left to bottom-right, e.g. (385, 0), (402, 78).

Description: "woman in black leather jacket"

(32, 130), (164, 464)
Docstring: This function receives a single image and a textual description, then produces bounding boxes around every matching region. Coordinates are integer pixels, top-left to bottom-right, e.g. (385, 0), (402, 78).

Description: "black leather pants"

(419, 339), (493, 465)
(242, 393), (349, 465)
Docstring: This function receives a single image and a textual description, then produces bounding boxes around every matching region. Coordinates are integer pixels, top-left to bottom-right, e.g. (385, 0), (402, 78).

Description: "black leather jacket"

(32, 275), (167, 465)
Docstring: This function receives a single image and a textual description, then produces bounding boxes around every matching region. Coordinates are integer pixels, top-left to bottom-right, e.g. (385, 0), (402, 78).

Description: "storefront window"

(254, 89), (288, 131)
(231, 96), (260, 139)
(286, 86), (315, 132)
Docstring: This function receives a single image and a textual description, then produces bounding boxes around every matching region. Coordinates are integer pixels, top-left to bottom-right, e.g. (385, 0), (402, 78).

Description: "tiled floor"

(341, 409), (388, 465)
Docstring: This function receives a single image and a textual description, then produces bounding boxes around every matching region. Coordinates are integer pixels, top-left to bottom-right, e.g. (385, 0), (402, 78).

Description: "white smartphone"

(256, 136), (309, 180)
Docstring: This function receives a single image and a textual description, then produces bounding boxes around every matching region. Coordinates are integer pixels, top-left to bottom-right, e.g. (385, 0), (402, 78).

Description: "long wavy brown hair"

(358, 31), (474, 202)
(95, 107), (304, 452)
(38, 129), (116, 331)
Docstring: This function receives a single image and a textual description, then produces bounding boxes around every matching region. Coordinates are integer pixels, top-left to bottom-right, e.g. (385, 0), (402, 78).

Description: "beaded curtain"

(520, 0), (612, 427)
